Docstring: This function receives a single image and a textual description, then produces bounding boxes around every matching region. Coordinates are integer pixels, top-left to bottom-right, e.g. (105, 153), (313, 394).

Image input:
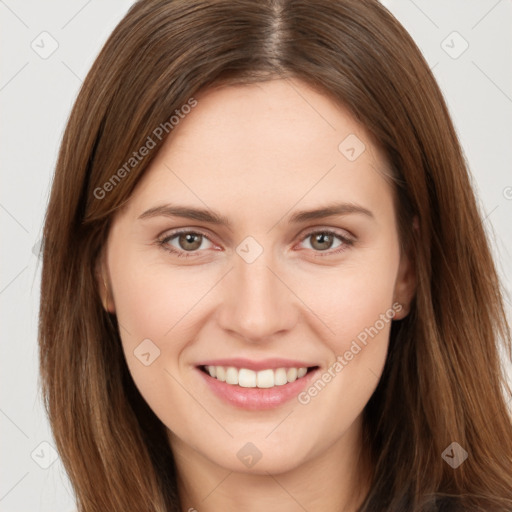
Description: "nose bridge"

(217, 244), (296, 341)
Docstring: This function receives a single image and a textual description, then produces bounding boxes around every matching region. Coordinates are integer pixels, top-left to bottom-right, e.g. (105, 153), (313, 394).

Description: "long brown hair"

(38, 1), (512, 510)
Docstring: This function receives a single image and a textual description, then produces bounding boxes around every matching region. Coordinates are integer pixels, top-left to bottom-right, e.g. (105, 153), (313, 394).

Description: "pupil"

(313, 233), (332, 251)
(179, 233), (202, 251)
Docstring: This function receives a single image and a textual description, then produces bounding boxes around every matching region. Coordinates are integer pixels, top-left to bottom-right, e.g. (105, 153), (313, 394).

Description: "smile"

(200, 365), (315, 388)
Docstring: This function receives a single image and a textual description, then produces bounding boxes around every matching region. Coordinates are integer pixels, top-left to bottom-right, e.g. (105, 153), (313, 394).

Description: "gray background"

(1, 1), (511, 510)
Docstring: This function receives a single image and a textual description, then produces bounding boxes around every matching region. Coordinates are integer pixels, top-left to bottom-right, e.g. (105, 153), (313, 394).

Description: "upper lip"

(196, 358), (318, 372)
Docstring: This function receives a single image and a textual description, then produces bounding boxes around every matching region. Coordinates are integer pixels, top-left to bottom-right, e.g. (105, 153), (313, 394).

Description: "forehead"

(123, 78), (393, 223)
(167, 78), (377, 161)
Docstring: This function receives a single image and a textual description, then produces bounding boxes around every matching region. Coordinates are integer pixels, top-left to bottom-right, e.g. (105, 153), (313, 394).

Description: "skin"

(98, 78), (416, 512)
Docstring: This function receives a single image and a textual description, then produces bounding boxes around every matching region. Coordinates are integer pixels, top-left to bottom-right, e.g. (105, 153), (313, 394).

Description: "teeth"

(204, 365), (310, 388)
(216, 366), (226, 382)
(239, 368), (256, 387)
(274, 368), (288, 385)
(256, 369), (273, 388)
(226, 366), (238, 385)
(287, 367), (297, 382)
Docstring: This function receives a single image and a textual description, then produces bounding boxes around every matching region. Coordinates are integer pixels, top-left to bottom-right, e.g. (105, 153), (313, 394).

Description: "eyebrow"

(137, 201), (374, 227)
(138, 204), (233, 228)
(288, 202), (374, 223)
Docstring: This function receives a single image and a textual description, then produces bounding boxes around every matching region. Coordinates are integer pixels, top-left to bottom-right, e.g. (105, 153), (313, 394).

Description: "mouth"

(198, 364), (319, 389)
(196, 363), (320, 410)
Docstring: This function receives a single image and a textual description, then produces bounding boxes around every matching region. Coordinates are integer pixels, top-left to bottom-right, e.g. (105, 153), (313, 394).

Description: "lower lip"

(196, 366), (320, 410)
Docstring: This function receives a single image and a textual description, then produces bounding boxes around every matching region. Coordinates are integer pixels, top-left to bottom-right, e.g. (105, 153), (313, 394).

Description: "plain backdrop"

(1, 1), (511, 510)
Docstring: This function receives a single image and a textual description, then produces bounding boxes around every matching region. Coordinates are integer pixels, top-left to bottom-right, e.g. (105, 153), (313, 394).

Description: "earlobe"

(393, 259), (415, 320)
(95, 256), (116, 314)
(393, 218), (418, 320)
(101, 276), (116, 314)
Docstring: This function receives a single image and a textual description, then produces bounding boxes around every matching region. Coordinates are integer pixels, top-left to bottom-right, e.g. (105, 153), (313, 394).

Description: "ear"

(95, 250), (116, 314)
(392, 217), (417, 320)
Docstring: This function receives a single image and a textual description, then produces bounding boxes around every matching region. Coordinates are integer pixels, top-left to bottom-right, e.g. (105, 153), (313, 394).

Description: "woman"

(38, 0), (512, 510)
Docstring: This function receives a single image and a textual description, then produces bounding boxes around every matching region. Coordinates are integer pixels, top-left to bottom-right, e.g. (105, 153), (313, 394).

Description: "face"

(99, 78), (415, 475)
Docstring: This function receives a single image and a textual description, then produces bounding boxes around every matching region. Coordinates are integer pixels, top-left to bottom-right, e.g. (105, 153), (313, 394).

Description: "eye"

(158, 230), (215, 257)
(157, 228), (353, 259)
(298, 229), (353, 256)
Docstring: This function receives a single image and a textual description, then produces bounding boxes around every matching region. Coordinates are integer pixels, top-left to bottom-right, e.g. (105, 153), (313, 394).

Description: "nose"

(216, 250), (298, 343)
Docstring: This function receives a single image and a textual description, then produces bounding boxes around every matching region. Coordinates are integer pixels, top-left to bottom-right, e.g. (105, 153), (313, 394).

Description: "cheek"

(292, 263), (398, 431)
(289, 244), (400, 414)
(108, 243), (215, 340)
(107, 246), (219, 395)
(107, 252), (202, 424)
(294, 248), (400, 348)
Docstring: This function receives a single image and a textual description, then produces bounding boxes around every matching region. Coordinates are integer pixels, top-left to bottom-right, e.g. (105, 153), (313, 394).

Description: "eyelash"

(156, 228), (354, 259)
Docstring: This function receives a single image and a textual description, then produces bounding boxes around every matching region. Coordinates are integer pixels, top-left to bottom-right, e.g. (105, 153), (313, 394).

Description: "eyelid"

(157, 227), (216, 243)
(298, 225), (355, 241)
(294, 226), (355, 256)
(156, 227), (219, 257)
(156, 225), (355, 258)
